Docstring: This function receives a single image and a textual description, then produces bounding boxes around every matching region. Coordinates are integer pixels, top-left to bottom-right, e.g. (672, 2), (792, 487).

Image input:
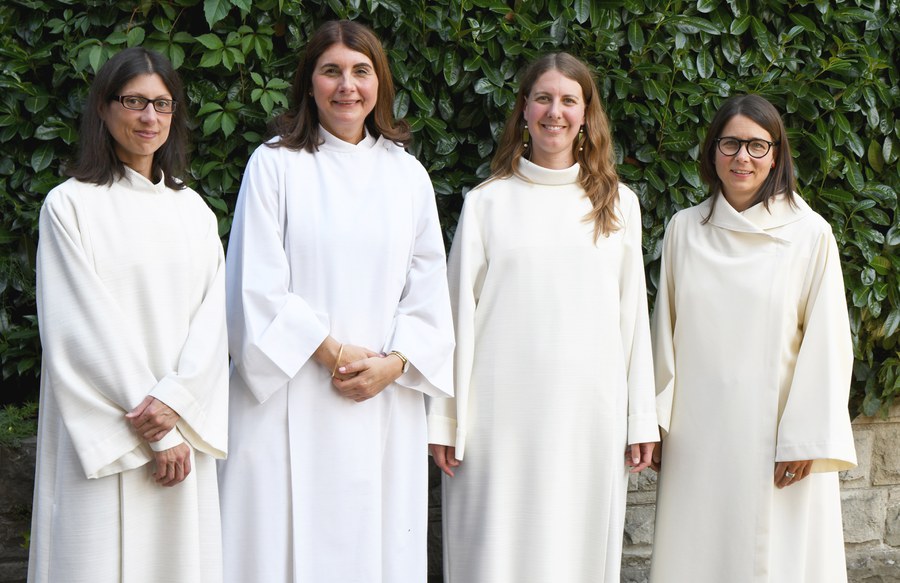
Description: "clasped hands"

(315, 338), (405, 403)
(126, 396), (190, 487)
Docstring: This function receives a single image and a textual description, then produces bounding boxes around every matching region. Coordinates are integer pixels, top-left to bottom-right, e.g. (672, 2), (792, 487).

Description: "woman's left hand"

(625, 442), (657, 473)
(774, 459), (813, 488)
(126, 396), (180, 442)
(332, 353), (404, 402)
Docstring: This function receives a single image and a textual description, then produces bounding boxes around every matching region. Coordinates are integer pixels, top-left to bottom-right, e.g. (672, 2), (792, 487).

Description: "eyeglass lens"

(717, 137), (771, 158)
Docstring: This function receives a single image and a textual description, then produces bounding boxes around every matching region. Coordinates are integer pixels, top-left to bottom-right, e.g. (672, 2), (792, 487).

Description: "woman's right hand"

(153, 443), (192, 487)
(430, 444), (460, 477)
(650, 441), (662, 472)
(313, 337), (377, 380)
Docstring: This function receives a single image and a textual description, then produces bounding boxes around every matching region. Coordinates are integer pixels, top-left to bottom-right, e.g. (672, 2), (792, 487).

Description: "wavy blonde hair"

(490, 52), (620, 239)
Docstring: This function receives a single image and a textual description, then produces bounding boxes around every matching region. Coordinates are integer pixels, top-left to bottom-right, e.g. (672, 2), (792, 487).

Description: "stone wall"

(3, 407), (898, 583)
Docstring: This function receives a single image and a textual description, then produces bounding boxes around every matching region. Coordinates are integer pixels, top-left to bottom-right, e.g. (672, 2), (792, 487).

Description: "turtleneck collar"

(516, 157), (580, 186)
(122, 165), (167, 194)
(318, 125), (378, 152)
(706, 192), (811, 235)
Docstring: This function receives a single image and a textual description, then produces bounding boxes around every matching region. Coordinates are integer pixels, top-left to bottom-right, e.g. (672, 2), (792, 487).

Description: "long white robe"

(650, 193), (857, 583)
(29, 169), (229, 583)
(427, 159), (659, 583)
(218, 129), (454, 583)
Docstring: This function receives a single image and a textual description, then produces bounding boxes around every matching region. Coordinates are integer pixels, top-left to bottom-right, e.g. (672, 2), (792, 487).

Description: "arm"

(226, 147), (331, 404)
(651, 214), (679, 437)
(775, 228), (856, 472)
(382, 165), (455, 398)
(618, 189), (660, 446)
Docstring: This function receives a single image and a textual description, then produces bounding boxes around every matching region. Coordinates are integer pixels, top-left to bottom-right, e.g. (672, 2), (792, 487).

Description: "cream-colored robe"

(428, 159), (659, 582)
(218, 129), (454, 583)
(650, 193), (857, 583)
(29, 170), (229, 583)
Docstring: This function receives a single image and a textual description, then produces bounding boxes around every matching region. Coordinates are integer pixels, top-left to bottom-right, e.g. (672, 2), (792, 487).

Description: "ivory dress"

(30, 169), (229, 583)
(428, 159), (659, 582)
(650, 193), (857, 583)
(218, 128), (454, 583)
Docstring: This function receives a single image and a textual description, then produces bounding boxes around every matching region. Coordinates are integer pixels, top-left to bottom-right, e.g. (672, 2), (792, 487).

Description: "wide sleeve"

(147, 206), (229, 458)
(225, 146), (331, 404)
(618, 189), (660, 445)
(426, 192), (486, 459)
(775, 228), (856, 472)
(651, 213), (678, 436)
(37, 188), (160, 478)
(383, 164), (455, 399)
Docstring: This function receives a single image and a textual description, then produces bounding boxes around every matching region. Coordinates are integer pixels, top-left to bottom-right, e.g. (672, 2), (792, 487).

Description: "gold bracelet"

(389, 350), (409, 374)
(331, 344), (345, 378)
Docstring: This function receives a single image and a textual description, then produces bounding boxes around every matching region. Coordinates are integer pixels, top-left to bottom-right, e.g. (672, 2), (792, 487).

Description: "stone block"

(886, 501), (900, 547)
(621, 552), (651, 583)
(841, 429), (873, 488)
(842, 489), (888, 544)
(0, 558), (27, 583)
(624, 503), (656, 546)
(845, 547), (900, 583)
(873, 424), (900, 486)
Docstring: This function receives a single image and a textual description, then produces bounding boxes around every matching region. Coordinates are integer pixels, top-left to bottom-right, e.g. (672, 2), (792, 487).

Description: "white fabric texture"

(218, 128), (454, 583)
(29, 169), (229, 583)
(428, 158), (659, 582)
(649, 193), (857, 583)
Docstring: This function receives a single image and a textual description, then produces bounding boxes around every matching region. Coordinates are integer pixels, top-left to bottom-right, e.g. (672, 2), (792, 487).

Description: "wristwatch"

(389, 350), (410, 374)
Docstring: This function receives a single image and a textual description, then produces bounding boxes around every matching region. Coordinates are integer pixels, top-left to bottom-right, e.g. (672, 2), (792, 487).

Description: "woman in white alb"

(217, 20), (454, 583)
(649, 94), (857, 583)
(30, 47), (228, 583)
(428, 52), (659, 583)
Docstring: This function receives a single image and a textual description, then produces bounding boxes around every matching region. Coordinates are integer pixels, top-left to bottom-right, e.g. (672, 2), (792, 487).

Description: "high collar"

(705, 192), (811, 235)
(517, 157), (580, 186)
(122, 165), (167, 194)
(318, 125), (378, 152)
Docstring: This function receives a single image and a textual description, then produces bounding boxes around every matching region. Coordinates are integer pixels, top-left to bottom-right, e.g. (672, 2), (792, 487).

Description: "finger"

(184, 455), (192, 479)
(338, 357), (371, 376)
(125, 396), (153, 419)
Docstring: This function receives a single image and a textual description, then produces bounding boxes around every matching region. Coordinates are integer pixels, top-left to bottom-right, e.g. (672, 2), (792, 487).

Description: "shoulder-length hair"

(699, 94), (796, 221)
(490, 52), (620, 240)
(66, 47), (188, 190)
(269, 20), (410, 151)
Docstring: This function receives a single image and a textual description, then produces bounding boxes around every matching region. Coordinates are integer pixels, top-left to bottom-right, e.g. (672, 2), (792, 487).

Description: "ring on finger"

(784, 470), (796, 479)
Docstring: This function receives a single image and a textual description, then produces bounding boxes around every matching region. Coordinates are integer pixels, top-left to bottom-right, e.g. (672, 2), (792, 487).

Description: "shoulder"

(379, 139), (429, 174)
(42, 177), (97, 215)
(616, 183), (640, 213)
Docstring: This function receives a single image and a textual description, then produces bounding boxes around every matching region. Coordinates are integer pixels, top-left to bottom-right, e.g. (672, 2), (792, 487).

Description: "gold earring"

(578, 126), (585, 152)
(522, 124), (530, 148)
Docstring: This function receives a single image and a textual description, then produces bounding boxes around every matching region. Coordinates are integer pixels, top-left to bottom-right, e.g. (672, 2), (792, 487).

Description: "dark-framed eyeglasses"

(715, 137), (778, 159)
(112, 95), (177, 114)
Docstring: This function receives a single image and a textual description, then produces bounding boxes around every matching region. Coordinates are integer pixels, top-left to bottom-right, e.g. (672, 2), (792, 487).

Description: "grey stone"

(886, 502), (900, 547)
(842, 429), (874, 488)
(624, 504), (656, 546)
(873, 423), (900, 486)
(842, 489), (888, 544)
(845, 547), (900, 582)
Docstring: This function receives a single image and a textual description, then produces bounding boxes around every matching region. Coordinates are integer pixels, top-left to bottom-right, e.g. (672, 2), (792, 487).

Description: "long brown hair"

(269, 20), (410, 151)
(490, 52), (620, 239)
(699, 94), (796, 222)
(67, 47), (188, 190)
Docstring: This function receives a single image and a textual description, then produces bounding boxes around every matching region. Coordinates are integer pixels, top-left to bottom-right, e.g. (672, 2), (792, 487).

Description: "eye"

(564, 97), (578, 105)
(719, 138), (739, 149)
(123, 96), (146, 108)
(748, 140), (769, 155)
(155, 99), (173, 110)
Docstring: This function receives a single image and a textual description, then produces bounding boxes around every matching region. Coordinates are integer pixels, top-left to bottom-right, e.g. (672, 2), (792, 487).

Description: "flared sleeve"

(775, 227), (856, 472)
(383, 163), (455, 398)
(225, 146), (331, 404)
(652, 213), (679, 436)
(147, 208), (229, 459)
(36, 184), (228, 479)
(618, 188), (660, 445)
(426, 190), (486, 458)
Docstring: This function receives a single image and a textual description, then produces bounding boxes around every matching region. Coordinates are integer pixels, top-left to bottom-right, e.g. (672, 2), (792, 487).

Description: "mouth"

(541, 124), (567, 131)
(731, 169), (753, 176)
(333, 99), (360, 107)
(135, 130), (158, 139)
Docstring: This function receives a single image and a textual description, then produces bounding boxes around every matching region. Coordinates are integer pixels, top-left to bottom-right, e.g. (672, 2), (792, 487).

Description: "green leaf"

(31, 144), (53, 172)
(628, 20), (645, 51)
(868, 140), (884, 173)
(204, 0), (231, 28)
(195, 34), (224, 50)
(696, 49), (714, 79)
(730, 15), (751, 35)
(126, 27), (146, 47)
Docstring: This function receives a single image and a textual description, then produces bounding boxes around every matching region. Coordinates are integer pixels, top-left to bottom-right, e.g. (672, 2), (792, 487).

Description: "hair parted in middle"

(268, 19), (411, 151)
(490, 52), (621, 240)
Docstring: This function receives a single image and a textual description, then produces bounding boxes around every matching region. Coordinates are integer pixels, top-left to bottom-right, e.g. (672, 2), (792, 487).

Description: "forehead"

(529, 69), (583, 98)
(316, 43), (374, 68)
(719, 114), (772, 140)
(118, 73), (171, 97)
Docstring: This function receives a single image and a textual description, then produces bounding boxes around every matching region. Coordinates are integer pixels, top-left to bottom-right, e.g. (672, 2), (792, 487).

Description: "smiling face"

(101, 73), (172, 181)
(311, 43), (379, 144)
(714, 114), (776, 211)
(523, 69), (586, 169)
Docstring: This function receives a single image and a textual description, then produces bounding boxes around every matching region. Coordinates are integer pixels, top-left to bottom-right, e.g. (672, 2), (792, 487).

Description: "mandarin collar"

(318, 125), (378, 152)
(705, 192), (811, 236)
(122, 166), (167, 194)
(517, 157), (580, 186)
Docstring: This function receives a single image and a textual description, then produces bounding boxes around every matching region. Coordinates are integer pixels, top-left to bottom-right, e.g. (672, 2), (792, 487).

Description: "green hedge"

(0, 0), (897, 416)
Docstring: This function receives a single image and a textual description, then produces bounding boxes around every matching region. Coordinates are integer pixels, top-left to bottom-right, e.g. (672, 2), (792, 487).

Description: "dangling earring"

(522, 123), (530, 148)
(578, 126), (585, 152)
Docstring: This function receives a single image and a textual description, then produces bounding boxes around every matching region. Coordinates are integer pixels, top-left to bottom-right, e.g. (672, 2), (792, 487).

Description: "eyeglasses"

(112, 95), (177, 114)
(716, 137), (778, 159)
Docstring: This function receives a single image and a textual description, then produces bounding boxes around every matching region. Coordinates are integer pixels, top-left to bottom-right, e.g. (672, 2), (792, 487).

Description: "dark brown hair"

(66, 47), (188, 190)
(489, 52), (620, 239)
(269, 20), (410, 151)
(699, 94), (796, 221)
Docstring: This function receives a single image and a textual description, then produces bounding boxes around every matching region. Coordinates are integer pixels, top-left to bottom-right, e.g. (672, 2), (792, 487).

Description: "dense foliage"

(0, 0), (897, 416)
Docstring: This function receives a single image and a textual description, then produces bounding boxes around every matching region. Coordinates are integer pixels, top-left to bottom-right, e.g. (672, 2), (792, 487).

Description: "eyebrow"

(319, 62), (373, 69)
(532, 90), (581, 99)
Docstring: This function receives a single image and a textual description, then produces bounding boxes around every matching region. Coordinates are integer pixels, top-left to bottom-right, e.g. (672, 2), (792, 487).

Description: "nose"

(338, 72), (353, 91)
(734, 142), (752, 160)
(139, 105), (159, 122)
(547, 98), (562, 118)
